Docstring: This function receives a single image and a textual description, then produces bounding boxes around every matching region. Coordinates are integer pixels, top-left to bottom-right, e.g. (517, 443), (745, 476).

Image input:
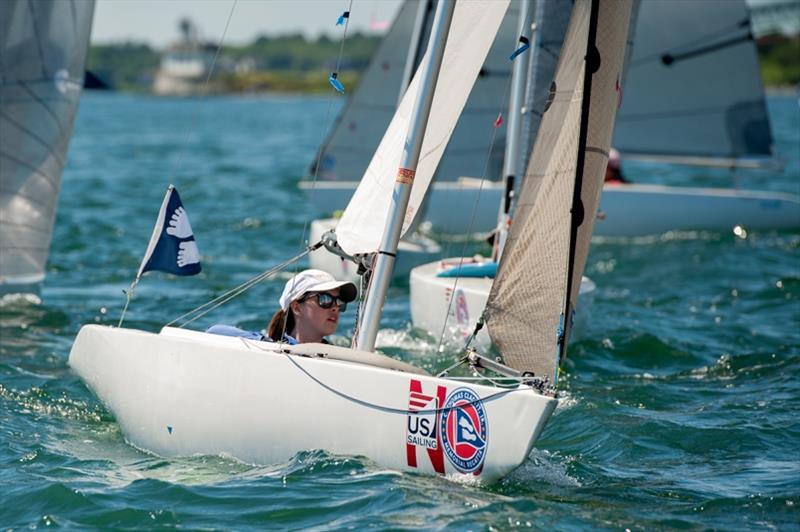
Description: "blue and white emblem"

(439, 387), (488, 473)
(139, 185), (201, 277)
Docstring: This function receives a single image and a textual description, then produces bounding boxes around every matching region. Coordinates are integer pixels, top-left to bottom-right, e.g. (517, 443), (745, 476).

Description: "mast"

(356, 0), (457, 351)
(398, 0), (432, 105)
(493, 0), (534, 261)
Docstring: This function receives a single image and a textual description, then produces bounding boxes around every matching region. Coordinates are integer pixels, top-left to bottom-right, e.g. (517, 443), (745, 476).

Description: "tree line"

(87, 32), (799, 93)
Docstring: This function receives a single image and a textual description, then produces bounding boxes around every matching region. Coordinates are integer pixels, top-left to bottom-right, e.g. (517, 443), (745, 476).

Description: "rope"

(165, 245), (317, 328)
(273, 345), (531, 415)
(170, 1), (239, 179)
(282, 0), (358, 345)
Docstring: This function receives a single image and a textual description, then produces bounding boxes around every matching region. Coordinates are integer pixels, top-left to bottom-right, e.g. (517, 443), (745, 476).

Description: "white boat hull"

(69, 325), (557, 483)
(300, 180), (800, 236)
(309, 218), (442, 283)
(410, 261), (595, 350)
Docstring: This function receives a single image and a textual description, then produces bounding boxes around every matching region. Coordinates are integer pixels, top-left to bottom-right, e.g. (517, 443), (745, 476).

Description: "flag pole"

(117, 275), (142, 327)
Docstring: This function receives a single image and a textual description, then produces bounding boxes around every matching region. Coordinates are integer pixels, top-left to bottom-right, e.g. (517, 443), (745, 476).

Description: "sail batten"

(486, 0), (633, 381)
(612, 0), (775, 168)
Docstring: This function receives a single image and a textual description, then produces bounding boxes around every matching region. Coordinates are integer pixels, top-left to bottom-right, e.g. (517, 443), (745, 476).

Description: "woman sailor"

(207, 269), (357, 344)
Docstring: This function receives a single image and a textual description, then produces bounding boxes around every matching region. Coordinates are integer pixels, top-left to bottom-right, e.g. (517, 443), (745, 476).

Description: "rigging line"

(285, 0), (355, 344)
(169, 0), (238, 179)
(270, 344), (527, 415)
(165, 246), (315, 328)
(433, 57), (516, 355)
(301, 0), (356, 228)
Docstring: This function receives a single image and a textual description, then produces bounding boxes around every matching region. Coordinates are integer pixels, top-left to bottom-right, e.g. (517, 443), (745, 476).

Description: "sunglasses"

(302, 292), (348, 311)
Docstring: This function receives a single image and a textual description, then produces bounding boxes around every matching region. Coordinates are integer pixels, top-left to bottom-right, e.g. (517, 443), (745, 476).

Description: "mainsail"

(485, 0), (633, 381)
(336, 0), (510, 255)
(612, 0), (775, 168)
(0, 0), (95, 293)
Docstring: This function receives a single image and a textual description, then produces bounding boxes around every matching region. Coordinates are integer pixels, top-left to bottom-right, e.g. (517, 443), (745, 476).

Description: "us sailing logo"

(406, 379), (446, 474)
(440, 388), (488, 474)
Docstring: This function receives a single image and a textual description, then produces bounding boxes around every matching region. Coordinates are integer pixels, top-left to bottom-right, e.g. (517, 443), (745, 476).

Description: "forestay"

(336, 0), (510, 255)
(0, 0), (95, 290)
(612, 0), (776, 168)
(485, 0), (632, 381)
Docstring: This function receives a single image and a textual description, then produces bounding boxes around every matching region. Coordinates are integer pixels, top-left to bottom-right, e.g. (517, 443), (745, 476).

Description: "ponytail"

(267, 307), (295, 341)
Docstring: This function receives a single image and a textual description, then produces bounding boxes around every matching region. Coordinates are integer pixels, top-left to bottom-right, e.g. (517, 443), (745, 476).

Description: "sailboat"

(592, 0), (799, 237)
(302, 0), (799, 238)
(69, 0), (632, 482)
(0, 0), (95, 296)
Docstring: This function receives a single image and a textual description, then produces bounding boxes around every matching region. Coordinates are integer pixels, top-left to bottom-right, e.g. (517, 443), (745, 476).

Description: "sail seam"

(0, 111), (67, 167)
(0, 153), (60, 193)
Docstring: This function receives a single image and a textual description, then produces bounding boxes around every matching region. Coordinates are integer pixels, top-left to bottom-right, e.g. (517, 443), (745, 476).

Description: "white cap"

(279, 269), (358, 311)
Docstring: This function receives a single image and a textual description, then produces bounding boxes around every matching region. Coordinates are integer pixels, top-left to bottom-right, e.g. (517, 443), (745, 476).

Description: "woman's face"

(292, 288), (342, 338)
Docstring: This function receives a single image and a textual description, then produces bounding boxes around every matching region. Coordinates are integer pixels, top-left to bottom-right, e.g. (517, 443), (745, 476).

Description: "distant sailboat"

(69, 0), (633, 482)
(302, 0), (799, 237)
(301, 0), (520, 236)
(594, 0), (799, 237)
(0, 0), (95, 295)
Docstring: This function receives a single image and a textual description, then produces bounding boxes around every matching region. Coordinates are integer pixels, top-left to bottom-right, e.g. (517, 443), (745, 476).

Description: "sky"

(91, 0), (797, 48)
(92, 0), (405, 48)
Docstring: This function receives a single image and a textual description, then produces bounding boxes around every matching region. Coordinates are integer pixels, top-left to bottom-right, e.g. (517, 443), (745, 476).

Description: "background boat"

(0, 0), (95, 296)
(300, 0), (800, 237)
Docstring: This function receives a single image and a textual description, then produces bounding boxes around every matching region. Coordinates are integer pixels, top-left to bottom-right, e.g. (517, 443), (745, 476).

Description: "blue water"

(1, 93), (798, 529)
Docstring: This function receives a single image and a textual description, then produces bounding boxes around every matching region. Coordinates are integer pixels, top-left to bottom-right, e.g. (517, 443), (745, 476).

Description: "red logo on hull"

(406, 379), (446, 473)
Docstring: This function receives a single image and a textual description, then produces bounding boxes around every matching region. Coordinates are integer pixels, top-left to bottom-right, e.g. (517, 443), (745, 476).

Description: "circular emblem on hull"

(439, 387), (488, 473)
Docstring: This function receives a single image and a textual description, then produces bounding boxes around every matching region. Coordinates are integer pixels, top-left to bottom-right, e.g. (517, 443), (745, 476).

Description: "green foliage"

(757, 34), (800, 87)
(86, 33), (381, 93)
(87, 43), (160, 91)
(221, 70), (360, 93)
(224, 32), (379, 72)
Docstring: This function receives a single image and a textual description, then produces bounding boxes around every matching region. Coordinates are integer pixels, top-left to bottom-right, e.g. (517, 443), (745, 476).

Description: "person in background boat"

(604, 147), (627, 184)
(206, 269), (357, 344)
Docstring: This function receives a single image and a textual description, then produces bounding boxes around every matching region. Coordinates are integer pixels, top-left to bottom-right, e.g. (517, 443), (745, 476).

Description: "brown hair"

(267, 307), (296, 341)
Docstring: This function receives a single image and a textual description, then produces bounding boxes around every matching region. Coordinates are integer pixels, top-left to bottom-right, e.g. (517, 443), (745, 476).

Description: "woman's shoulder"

(206, 324), (268, 341)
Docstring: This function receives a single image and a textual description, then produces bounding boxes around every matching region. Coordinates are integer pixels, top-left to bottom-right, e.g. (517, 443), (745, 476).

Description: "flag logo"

(440, 388), (487, 474)
(139, 185), (201, 277)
